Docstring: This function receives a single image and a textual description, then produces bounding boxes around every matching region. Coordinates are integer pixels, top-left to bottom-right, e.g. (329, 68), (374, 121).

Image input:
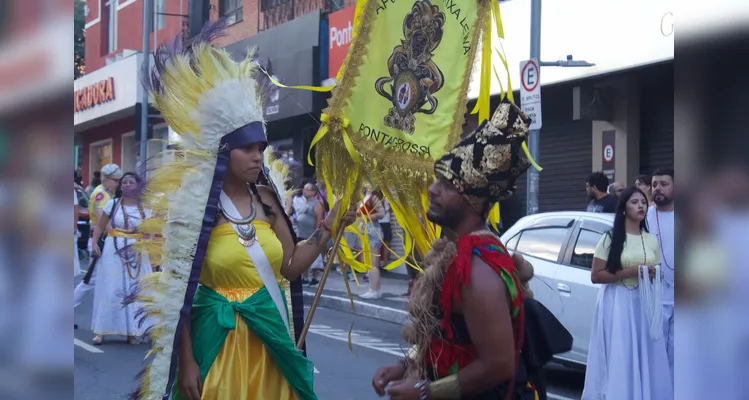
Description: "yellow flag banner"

(315, 0), (503, 264)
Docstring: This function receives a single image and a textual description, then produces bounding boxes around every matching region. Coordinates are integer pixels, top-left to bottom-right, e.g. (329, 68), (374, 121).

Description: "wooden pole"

(296, 226), (347, 349)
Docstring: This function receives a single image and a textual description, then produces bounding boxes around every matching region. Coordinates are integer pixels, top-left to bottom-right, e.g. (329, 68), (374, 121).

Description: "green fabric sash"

(173, 285), (317, 400)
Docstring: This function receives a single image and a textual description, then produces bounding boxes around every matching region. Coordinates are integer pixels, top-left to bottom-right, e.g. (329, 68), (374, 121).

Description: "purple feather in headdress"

(141, 18), (230, 95)
(252, 56), (278, 111)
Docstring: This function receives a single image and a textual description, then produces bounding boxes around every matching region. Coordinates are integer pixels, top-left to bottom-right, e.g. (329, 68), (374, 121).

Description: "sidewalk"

(303, 269), (411, 325)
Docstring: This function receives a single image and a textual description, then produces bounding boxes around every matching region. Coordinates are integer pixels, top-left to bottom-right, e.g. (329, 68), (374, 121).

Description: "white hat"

(101, 164), (122, 178)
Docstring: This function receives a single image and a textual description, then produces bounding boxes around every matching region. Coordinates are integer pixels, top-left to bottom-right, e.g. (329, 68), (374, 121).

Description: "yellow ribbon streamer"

(522, 142), (543, 171)
(307, 114), (360, 167)
(491, 1), (514, 104)
(487, 202), (501, 232)
(470, 17), (492, 123)
(261, 67), (333, 92)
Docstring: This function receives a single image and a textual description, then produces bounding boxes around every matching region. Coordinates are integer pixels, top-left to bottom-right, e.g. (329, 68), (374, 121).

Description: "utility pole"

(526, 0), (541, 215)
(139, 0), (153, 172)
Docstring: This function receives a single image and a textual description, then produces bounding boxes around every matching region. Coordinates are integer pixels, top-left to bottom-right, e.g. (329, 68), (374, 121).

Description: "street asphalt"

(74, 278), (583, 399)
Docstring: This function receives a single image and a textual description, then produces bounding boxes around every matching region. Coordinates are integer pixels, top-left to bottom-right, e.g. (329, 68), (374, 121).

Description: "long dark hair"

(114, 172), (145, 199)
(605, 186), (649, 274)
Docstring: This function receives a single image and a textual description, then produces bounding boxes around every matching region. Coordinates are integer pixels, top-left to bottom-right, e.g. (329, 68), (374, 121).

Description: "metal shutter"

(537, 120), (593, 212)
(537, 84), (593, 213)
(639, 63), (674, 174)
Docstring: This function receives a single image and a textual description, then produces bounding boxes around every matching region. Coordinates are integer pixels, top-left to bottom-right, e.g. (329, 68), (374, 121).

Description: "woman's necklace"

(111, 200), (145, 280)
(218, 187), (257, 247)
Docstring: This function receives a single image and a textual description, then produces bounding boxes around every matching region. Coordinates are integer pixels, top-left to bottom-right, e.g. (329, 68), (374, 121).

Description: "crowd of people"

(583, 168), (675, 399)
(71, 24), (676, 400)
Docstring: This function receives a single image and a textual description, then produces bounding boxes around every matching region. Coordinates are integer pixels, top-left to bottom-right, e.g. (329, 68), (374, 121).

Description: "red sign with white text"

(328, 5), (356, 79)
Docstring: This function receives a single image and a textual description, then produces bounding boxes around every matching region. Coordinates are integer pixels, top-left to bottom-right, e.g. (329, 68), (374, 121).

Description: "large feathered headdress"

(131, 21), (301, 400)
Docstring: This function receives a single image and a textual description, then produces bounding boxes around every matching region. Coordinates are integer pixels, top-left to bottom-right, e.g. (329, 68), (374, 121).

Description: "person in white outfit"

(646, 168), (675, 385)
(582, 187), (673, 400)
(89, 172), (153, 345)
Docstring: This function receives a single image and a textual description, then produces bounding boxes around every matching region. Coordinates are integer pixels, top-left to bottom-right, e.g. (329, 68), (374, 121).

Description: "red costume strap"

(437, 233), (525, 398)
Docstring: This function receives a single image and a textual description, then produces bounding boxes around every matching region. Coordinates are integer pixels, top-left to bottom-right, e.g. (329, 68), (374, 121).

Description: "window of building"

(154, 0), (165, 31)
(107, 0), (118, 54)
(515, 227), (568, 263)
(220, 0), (243, 25)
(570, 229), (604, 270)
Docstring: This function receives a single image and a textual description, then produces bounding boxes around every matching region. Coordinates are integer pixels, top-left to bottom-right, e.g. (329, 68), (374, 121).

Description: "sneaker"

(308, 279), (320, 286)
(360, 290), (382, 300)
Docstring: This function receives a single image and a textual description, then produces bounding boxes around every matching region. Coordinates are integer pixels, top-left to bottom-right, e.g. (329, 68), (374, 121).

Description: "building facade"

(75, 0), (187, 184)
(474, 0), (676, 220)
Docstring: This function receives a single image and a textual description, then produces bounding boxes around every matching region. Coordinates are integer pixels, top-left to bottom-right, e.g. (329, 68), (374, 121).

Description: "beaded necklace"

(622, 233), (647, 290)
(111, 199), (146, 279)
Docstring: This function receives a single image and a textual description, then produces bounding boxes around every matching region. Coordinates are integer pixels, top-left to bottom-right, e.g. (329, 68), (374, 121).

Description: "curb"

(303, 291), (410, 325)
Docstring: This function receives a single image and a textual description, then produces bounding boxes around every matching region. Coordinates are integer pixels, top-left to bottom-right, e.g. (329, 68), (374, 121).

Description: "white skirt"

(90, 236), (152, 336)
(582, 283), (674, 400)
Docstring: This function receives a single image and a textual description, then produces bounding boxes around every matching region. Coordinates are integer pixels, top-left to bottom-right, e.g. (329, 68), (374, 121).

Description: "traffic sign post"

(520, 59), (542, 129)
(521, 56), (542, 215)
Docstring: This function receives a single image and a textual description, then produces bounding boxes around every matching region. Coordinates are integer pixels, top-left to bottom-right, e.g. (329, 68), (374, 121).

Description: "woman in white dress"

(582, 187), (673, 399)
(89, 172), (153, 345)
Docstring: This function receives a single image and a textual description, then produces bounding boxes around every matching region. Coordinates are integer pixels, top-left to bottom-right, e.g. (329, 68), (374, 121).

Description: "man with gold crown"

(371, 100), (567, 400)
(129, 21), (357, 400)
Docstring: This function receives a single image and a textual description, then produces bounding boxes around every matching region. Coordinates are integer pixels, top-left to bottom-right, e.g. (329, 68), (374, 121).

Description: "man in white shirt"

(646, 168), (675, 384)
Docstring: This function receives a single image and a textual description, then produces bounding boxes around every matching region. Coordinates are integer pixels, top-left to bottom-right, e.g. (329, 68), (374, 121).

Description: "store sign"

(328, 5), (356, 79)
(74, 78), (115, 112)
(74, 53), (143, 129)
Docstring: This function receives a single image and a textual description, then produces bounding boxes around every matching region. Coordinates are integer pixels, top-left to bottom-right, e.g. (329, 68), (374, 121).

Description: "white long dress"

(74, 190), (81, 277)
(90, 199), (152, 337)
(582, 232), (674, 400)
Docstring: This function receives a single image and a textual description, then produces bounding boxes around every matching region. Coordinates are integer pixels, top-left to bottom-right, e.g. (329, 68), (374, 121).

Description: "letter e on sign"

(519, 59), (542, 130)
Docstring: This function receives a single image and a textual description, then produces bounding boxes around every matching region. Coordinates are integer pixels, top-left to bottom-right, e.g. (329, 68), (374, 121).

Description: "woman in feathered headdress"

(132, 21), (356, 400)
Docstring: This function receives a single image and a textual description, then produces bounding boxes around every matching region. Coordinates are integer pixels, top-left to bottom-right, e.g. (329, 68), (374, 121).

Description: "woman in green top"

(582, 187), (673, 400)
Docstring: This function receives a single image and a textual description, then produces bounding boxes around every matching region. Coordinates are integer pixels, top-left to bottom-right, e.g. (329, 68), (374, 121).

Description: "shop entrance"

(89, 138), (113, 179)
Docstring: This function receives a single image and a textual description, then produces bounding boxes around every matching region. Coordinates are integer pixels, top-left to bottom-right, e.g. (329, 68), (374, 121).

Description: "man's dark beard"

(426, 208), (464, 232)
(654, 194), (673, 207)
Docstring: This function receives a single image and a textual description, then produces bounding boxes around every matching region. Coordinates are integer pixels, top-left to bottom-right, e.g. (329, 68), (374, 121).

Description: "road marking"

(303, 292), (408, 315)
(309, 327), (580, 399)
(548, 393), (578, 400)
(308, 324), (407, 357)
(74, 338), (103, 353)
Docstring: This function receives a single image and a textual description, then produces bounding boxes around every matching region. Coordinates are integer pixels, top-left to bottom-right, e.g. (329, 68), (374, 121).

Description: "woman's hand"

(372, 361), (407, 396)
(92, 242), (101, 257)
(324, 201), (357, 231)
(178, 356), (202, 400)
(385, 378), (422, 400)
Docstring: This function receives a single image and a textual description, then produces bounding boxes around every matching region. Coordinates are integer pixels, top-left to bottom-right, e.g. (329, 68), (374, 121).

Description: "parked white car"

(500, 211), (614, 369)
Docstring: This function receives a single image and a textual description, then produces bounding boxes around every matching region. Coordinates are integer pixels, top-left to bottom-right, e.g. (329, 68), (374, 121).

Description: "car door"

(508, 217), (576, 326)
(552, 217), (611, 365)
